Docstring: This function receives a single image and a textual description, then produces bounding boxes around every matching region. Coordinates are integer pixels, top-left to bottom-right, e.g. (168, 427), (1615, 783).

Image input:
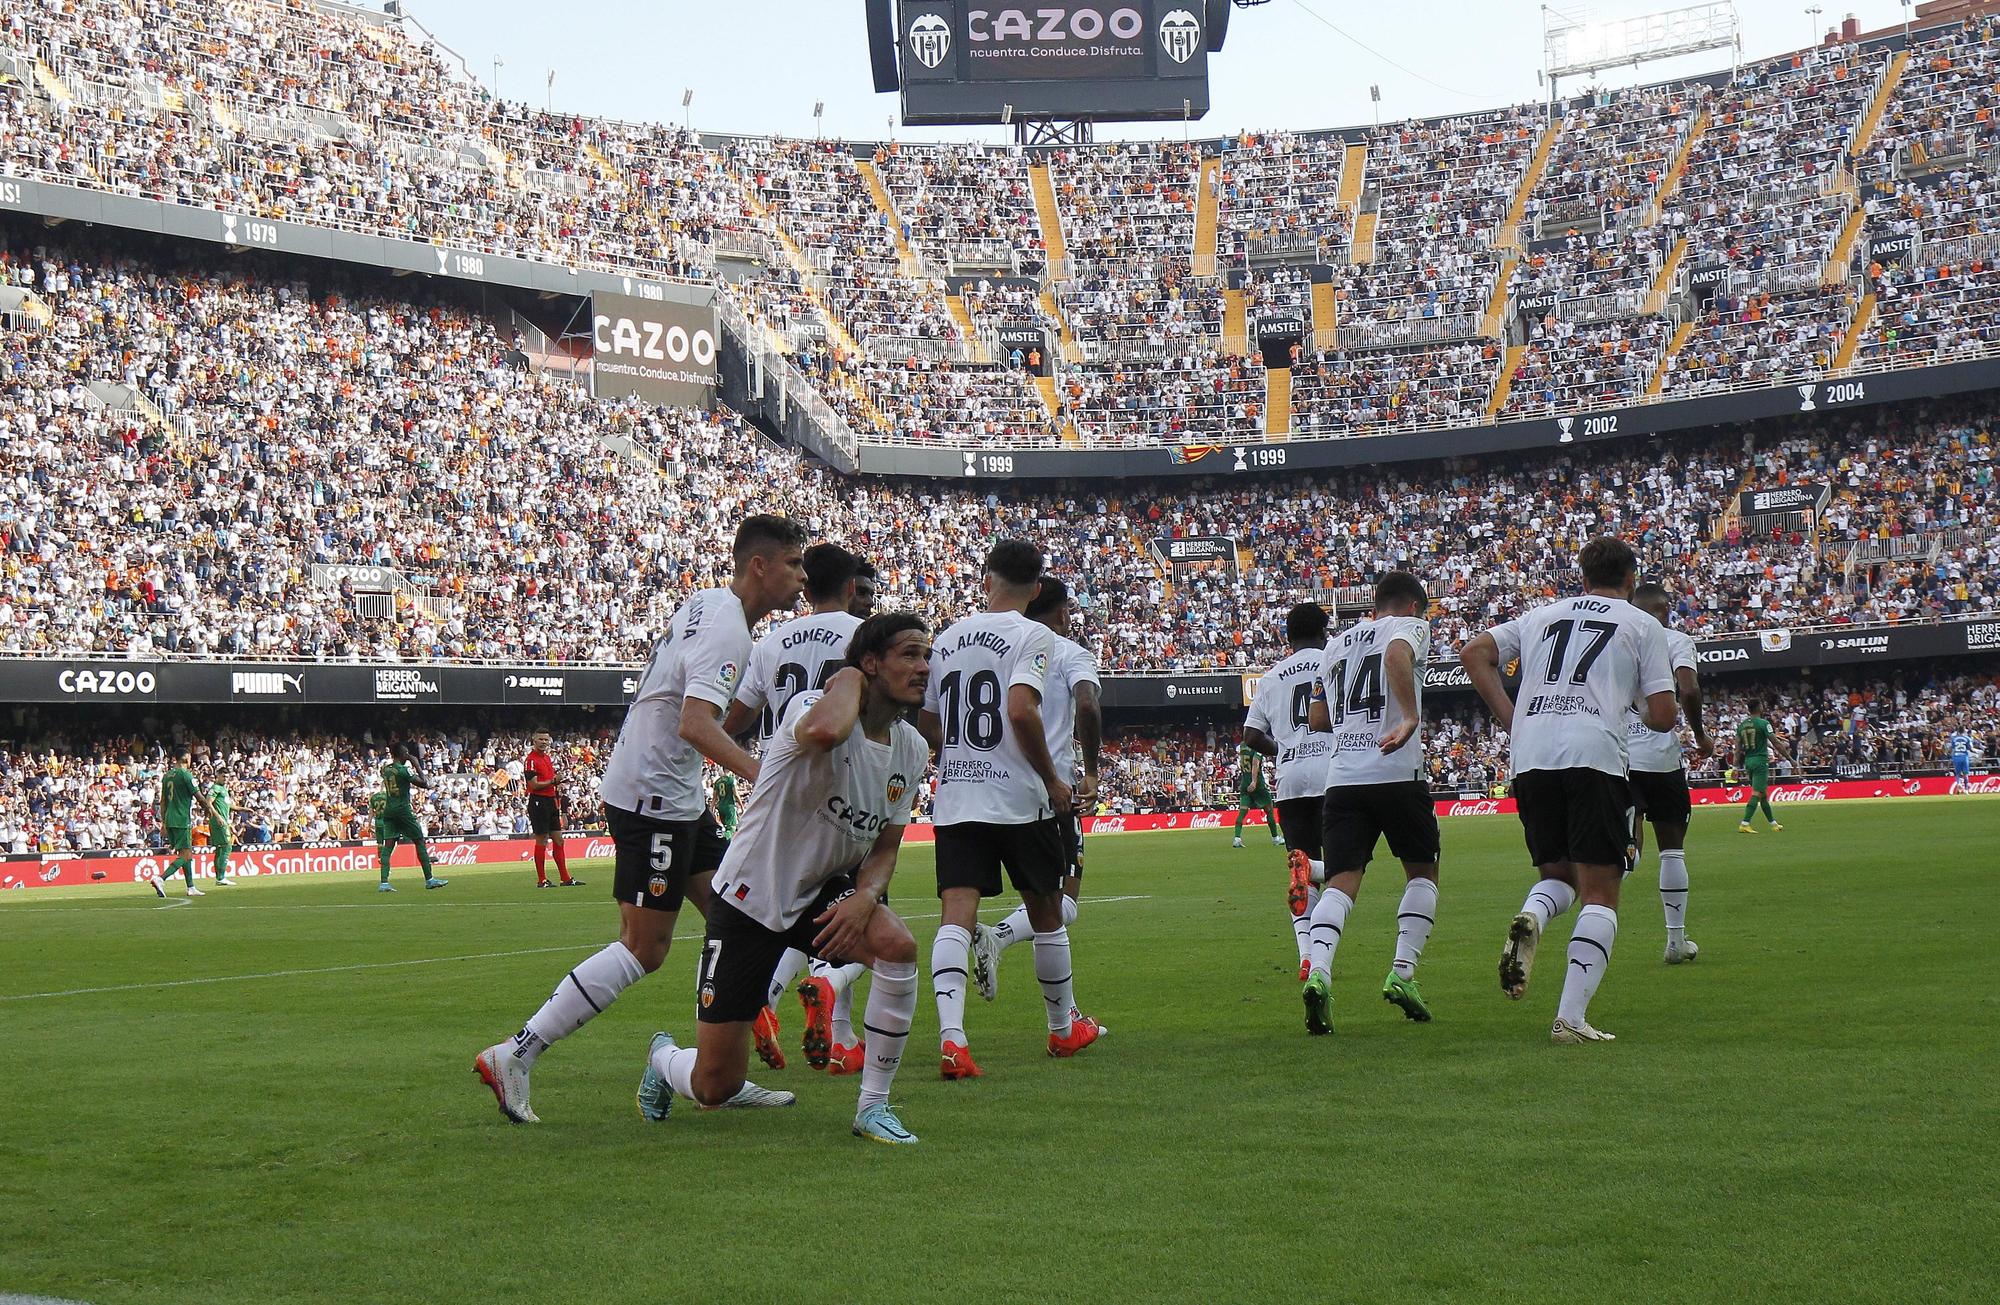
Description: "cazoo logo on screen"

(592, 313), (715, 368)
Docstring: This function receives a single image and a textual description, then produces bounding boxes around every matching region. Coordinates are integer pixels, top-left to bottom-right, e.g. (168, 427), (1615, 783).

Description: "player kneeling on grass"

(639, 614), (933, 1144)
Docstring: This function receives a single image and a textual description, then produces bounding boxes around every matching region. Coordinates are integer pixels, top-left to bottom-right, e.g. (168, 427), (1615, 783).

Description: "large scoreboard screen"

(897, 2), (1213, 125)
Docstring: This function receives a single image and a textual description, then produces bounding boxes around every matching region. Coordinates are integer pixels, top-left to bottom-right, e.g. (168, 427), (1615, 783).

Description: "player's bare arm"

(813, 823), (905, 960)
(1642, 688), (1678, 732)
(1075, 680), (1102, 804)
(796, 666), (866, 752)
(721, 699), (758, 740)
(1378, 637), (1420, 754)
(680, 697), (761, 785)
(1007, 683), (1071, 813)
(916, 709), (944, 754)
(1242, 725), (1278, 758)
(1460, 632), (1514, 732)
(1678, 666), (1713, 756)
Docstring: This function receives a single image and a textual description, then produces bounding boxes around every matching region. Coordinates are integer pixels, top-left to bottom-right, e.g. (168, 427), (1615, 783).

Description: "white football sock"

(767, 948), (809, 1008)
(1557, 905), (1618, 1026)
(932, 925), (972, 1047)
(654, 1043), (699, 1100)
(1393, 878), (1439, 978)
(1659, 850), (1689, 944)
(856, 959), (917, 1115)
(1033, 927), (1077, 1036)
(515, 940), (645, 1066)
(1291, 883), (1322, 963)
(1521, 879), (1576, 930)
(1309, 858), (1326, 885)
(1307, 887), (1354, 978)
(994, 896), (1077, 953)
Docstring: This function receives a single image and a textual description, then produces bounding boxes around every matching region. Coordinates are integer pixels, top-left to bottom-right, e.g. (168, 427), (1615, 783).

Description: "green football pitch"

(3, 799), (1996, 1305)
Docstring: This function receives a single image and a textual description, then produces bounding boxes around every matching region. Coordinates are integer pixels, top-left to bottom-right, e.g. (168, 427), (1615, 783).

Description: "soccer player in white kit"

(969, 576), (1102, 1002)
(1629, 582), (1713, 966)
(1240, 602), (1330, 981)
(921, 540), (1105, 1080)
(722, 541), (866, 1072)
(473, 515), (806, 1123)
(1301, 574), (1442, 1032)
(1461, 538), (1678, 1044)
(638, 613), (934, 1144)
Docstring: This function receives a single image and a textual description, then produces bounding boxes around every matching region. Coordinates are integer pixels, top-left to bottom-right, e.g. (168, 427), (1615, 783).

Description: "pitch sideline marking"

(0, 897), (1152, 1002)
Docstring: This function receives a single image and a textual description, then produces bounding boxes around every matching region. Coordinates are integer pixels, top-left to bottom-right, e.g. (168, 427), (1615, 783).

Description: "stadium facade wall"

(13, 777), (1993, 891)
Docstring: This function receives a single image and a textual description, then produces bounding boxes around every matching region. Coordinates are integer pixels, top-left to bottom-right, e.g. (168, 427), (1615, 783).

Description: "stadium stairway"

(1265, 366), (1291, 438)
(1824, 207), (1867, 286)
(1646, 108), (1709, 225)
(1486, 344), (1527, 418)
(1038, 289), (1085, 363)
(1851, 49), (1912, 159)
(1194, 157), (1220, 276)
(32, 58), (73, 104)
(1833, 293), (1877, 371)
(1337, 141), (1368, 213)
(1312, 279), (1338, 350)
(207, 94), (241, 132)
(857, 158), (927, 279)
(1030, 162), (1069, 279)
(1350, 210), (1377, 264)
(1495, 120), (1563, 253)
(1224, 286), (1249, 354)
(946, 292), (990, 362)
(1647, 236), (1689, 314)
(1480, 257), (1517, 339)
(1646, 319), (1696, 396)
(1035, 373), (1080, 443)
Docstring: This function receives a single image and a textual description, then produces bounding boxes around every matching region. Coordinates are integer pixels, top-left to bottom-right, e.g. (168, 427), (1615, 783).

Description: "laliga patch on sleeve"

(717, 662), (738, 689)
(1031, 651), (1048, 675)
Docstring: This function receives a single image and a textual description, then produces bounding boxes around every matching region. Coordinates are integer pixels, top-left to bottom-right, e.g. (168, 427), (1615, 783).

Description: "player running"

(1232, 738), (1283, 849)
(921, 539), (1105, 1080)
(1629, 583), (1713, 965)
(636, 613), (933, 1144)
(376, 742), (448, 892)
(1240, 602), (1330, 980)
(1947, 723), (1976, 793)
(525, 731), (579, 888)
(722, 541), (866, 1072)
(474, 514), (806, 1123)
(1462, 537), (1677, 1044)
(1301, 574), (1441, 1031)
(969, 577), (1102, 1003)
(150, 746), (220, 898)
(1736, 701), (1785, 832)
(206, 778), (236, 887)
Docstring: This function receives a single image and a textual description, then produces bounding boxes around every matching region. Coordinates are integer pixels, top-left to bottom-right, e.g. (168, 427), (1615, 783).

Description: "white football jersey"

(1038, 634), (1101, 780)
(1628, 626), (1699, 773)
(711, 691), (928, 931)
(1319, 616), (1430, 786)
(600, 587), (752, 821)
(922, 609), (1055, 825)
(1488, 595), (1675, 778)
(734, 610), (863, 745)
(1243, 645), (1328, 801)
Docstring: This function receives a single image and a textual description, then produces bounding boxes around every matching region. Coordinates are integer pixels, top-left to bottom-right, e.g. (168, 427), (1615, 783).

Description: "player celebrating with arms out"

(637, 613), (934, 1144)
(1462, 538), (1678, 1044)
(376, 741), (449, 891)
(525, 731), (579, 889)
(1241, 602), (1330, 981)
(1301, 574), (1442, 1032)
(1629, 583), (1713, 964)
(474, 515), (807, 1123)
(922, 540), (1105, 1080)
(150, 746), (220, 898)
(1736, 700), (1787, 832)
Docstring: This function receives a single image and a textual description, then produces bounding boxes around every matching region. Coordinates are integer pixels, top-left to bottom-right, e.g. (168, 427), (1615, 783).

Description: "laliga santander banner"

(3, 835), (617, 892)
(6, 777), (1993, 890)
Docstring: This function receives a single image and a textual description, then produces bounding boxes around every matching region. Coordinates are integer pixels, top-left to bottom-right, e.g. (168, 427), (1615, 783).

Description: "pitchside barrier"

(6, 775), (1992, 892)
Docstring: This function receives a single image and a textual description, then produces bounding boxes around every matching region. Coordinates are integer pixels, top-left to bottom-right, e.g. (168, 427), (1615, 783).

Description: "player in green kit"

(376, 741), (449, 891)
(1233, 740), (1283, 850)
(207, 780), (236, 886)
(151, 747), (220, 898)
(1736, 700), (1785, 833)
(713, 772), (741, 840)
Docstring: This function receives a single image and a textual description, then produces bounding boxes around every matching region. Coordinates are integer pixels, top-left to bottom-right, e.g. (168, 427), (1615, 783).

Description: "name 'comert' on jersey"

(923, 610), (1055, 825)
(1319, 615), (1430, 786)
(600, 587), (752, 821)
(735, 611), (863, 744)
(1489, 596), (1675, 776)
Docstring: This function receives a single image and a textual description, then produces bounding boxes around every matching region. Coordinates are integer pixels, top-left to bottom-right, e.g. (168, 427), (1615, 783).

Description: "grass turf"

(2, 799), (1996, 1305)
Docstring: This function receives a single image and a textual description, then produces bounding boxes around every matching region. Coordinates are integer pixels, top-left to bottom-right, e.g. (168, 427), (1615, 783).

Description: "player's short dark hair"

(1746, 699), (1763, 715)
(1025, 575), (1071, 620)
(845, 611), (929, 670)
(1578, 537), (1639, 589)
(803, 542), (861, 604)
(985, 538), (1044, 588)
(1373, 571), (1428, 613)
(390, 741), (411, 761)
(733, 514), (808, 567)
(1285, 602), (1329, 645)
(853, 557), (879, 582)
(1632, 581), (1670, 608)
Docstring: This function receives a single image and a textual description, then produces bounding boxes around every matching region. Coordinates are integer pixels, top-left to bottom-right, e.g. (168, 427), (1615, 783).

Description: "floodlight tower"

(1541, 3), (1741, 108)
